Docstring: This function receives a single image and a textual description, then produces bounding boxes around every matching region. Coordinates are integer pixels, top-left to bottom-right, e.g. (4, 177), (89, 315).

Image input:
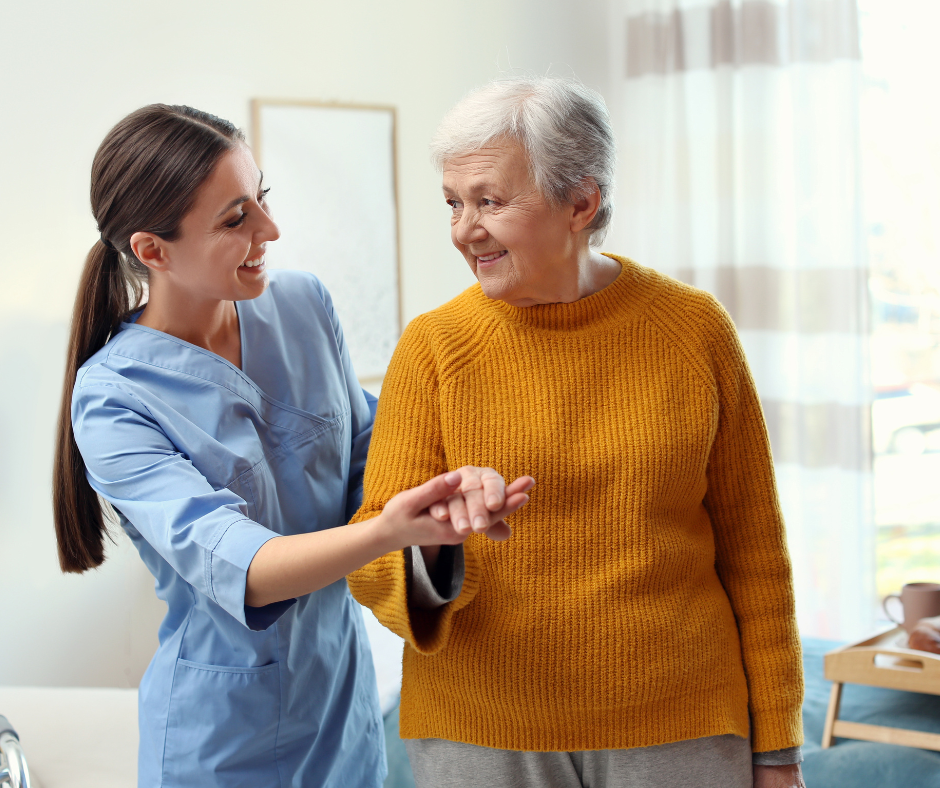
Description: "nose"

(453, 207), (486, 246)
(257, 206), (281, 244)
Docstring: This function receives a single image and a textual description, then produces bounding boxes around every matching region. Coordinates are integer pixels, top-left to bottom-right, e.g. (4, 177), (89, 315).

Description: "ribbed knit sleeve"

(347, 317), (481, 655)
(666, 296), (804, 753)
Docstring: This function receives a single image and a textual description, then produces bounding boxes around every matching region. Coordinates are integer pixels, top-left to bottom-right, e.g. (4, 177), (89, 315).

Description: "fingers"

(505, 476), (535, 496)
(494, 492), (529, 520)
(474, 477), (533, 534)
(400, 471), (462, 514)
(422, 490), (530, 545)
(455, 466), (529, 531)
(419, 470), (535, 540)
(480, 468), (506, 511)
(445, 492), (472, 536)
(485, 520), (512, 542)
(452, 466), (502, 531)
(477, 491), (530, 542)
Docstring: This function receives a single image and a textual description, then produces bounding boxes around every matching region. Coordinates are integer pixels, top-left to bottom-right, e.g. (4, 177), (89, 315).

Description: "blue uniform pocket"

(162, 658), (281, 787)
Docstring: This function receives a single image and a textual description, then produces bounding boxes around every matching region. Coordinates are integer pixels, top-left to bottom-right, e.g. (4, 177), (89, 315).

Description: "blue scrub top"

(71, 270), (385, 788)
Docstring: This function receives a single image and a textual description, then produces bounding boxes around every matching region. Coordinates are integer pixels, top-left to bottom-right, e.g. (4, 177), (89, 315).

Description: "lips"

(475, 250), (507, 265)
(240, 247), (265, 268)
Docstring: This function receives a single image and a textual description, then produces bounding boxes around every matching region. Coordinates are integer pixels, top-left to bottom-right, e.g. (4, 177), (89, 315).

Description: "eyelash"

(226, 188), (272, 228)
(445, 197), (497, 211)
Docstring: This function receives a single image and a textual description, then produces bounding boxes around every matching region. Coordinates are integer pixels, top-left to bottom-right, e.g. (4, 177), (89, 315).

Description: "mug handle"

(883, 593), (904, 625)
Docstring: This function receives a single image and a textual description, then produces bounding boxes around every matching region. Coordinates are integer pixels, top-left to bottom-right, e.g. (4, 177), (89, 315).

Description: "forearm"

(245, 516), (396, 607)
(247, 469), (522, 608)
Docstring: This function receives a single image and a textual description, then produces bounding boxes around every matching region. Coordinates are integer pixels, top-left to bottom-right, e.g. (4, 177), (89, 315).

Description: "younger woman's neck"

(137, 282), (242, 368)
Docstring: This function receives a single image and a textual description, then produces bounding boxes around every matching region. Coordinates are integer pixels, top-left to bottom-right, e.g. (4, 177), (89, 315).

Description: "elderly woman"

(349, 77), (805, 788)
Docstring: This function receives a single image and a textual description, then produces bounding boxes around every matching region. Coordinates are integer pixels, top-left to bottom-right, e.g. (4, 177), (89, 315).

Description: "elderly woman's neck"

(547, 249), (620, 304)
(575, 250), (621, 302)
(503, 250), (621, 308)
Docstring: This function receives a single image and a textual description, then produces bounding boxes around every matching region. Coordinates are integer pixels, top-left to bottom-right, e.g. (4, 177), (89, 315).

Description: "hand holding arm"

(245, 470), (530, 607)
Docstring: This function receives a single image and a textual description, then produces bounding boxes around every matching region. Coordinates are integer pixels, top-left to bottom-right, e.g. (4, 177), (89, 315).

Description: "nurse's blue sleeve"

(311, 276), (376, 521)
(72, 383), (295, 631)
(346, 389), (377, 519)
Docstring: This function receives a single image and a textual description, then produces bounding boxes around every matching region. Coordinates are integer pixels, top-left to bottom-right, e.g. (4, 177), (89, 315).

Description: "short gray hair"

(430, 76), (616, 246)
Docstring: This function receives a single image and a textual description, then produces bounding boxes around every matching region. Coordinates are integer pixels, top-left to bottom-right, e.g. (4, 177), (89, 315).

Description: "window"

(861, 0), (940, 602)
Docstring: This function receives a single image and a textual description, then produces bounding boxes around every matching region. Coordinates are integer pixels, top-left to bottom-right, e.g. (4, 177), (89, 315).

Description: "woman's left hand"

(753, 764), (806, 788)
(428, 466), (535, 541)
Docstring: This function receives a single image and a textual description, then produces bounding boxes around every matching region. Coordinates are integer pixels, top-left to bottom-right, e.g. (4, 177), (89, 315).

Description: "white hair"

(430, 76), (616, 246)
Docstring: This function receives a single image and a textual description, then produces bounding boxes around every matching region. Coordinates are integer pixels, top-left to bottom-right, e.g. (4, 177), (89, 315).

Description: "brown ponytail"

(53, 105), (244, 572)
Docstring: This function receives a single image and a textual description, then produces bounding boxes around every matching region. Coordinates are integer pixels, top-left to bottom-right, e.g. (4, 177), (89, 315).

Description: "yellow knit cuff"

(749, 704), (804, 753)
(348, 542), (482, 655)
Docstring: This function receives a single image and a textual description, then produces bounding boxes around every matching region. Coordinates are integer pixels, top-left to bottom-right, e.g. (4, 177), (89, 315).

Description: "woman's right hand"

(379, 470), (532, 549)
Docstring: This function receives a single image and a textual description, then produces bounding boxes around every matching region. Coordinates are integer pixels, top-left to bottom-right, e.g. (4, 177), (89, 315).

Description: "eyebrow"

(215, 171), (265, 218)
(442, 180), (490, 197)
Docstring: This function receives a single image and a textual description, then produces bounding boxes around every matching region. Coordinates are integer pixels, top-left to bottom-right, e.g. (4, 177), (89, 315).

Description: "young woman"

(53, 104), (532, 788)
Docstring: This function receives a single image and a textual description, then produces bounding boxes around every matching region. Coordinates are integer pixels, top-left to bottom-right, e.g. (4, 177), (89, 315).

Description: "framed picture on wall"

(250, 99), (402, 386)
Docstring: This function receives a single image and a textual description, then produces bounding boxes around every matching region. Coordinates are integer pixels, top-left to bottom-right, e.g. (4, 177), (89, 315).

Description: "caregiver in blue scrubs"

(52, 104), (532, 788)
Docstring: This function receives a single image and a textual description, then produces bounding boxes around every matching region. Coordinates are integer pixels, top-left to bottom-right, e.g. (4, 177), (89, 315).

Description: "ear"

(129, 231), (171, 273)
(569, 178), (601, 234)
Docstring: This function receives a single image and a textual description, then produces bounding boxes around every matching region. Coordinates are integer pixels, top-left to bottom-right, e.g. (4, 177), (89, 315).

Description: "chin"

(252, 273), (270, 295)
(237, 273), (269, 300)
(470, 264), (505, 300)
(479, 281), (522, 305)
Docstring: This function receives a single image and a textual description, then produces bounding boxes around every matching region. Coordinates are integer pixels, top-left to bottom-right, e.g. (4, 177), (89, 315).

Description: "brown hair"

(53, 105), (244, 573)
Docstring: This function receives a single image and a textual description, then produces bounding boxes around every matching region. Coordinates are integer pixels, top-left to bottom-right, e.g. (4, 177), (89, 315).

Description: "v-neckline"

(118, 294), (333, 426)
(122, 300), (251, 383)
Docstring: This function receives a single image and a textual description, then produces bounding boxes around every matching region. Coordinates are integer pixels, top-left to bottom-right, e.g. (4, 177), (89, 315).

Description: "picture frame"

(250, 99), (402, 386)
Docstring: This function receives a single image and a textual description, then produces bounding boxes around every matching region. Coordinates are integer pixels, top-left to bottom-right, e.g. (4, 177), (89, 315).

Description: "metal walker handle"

(0, 716), (31, 788)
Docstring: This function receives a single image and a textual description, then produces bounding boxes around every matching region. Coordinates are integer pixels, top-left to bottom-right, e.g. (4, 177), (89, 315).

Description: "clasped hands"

(380, 466), (535, 559)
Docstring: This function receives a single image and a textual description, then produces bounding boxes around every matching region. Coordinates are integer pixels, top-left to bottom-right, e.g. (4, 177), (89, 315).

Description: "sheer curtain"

(608, 0), (873, 639)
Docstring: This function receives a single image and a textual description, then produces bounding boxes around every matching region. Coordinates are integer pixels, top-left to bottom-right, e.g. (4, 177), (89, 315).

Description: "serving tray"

(822, 625), (940, 751)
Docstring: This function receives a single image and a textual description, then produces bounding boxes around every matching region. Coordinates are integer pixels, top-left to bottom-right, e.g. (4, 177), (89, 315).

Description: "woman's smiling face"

(160, 143), (280, 303)
(443, 140), (582, 307)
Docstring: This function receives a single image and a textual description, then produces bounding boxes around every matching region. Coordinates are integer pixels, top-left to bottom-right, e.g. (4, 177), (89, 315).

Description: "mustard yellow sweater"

(348, 256), (803, 753)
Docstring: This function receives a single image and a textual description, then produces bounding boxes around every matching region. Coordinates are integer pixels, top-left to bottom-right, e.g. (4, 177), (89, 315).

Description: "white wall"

(0, 0), (611, 687)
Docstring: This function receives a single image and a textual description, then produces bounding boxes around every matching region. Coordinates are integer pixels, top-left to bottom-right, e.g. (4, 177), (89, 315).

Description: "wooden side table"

(823, 626), (940, 751)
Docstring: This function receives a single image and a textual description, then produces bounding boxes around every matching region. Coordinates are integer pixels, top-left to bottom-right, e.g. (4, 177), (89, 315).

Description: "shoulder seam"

(411, 291), (504, 381)
(641, 285), (725, 397)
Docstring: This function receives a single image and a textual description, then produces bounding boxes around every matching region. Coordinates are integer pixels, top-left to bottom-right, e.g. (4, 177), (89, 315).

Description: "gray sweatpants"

(405, 734), (753, 788)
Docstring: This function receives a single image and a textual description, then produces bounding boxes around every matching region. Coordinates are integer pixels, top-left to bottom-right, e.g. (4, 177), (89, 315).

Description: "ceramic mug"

(883, 582), (940, 633)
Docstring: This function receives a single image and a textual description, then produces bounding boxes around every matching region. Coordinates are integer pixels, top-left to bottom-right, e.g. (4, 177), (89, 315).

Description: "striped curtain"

(610, 0), (873, 639)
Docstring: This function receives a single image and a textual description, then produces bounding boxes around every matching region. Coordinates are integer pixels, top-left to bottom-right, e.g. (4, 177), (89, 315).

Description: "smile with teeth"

(241, 255), (265, 269)
(476, 250), (507, 263)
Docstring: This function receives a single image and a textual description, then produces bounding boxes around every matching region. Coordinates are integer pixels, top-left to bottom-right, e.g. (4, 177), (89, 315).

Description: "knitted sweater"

(348, 255), (803, 753)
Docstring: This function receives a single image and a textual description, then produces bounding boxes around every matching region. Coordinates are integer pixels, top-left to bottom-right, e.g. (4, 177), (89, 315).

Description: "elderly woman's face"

(442, 140), (581, 307)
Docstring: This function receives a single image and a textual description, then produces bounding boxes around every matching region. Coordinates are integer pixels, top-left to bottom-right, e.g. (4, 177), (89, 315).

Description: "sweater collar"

(475, 254), (646, 330)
